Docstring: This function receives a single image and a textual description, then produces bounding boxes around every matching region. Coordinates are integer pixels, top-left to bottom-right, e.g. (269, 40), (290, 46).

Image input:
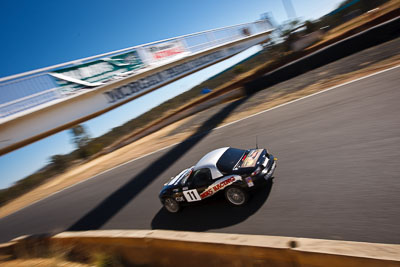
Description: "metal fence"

(0, 20), (273, 119)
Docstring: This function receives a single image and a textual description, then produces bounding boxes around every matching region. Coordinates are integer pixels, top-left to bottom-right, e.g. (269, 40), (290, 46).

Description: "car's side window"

(191, 168), (212, 187)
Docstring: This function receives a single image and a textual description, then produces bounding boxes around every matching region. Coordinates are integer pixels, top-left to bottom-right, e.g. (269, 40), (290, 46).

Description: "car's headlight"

(261, 167), (269, 175)
(251, 167), (262, 176)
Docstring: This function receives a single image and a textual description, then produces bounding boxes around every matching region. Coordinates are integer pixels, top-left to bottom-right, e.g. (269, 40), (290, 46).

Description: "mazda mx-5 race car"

(159, 147), (277, 213)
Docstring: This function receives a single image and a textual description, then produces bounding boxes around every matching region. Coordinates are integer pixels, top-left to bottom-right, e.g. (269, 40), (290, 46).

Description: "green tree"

(70, 124), (91, 159)
(50, 154), (68, 172)
(304, 20), (318, 34)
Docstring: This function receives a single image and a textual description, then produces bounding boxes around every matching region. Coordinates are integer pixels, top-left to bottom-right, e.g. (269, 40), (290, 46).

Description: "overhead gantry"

(0, 19), (273, 155)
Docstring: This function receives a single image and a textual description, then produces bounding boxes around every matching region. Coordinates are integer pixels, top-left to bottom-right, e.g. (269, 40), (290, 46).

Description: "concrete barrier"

(3, 230), (400, 266)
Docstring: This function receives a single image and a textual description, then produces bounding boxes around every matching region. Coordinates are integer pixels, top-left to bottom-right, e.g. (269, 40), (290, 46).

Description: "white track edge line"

(2, 63), (400, 219)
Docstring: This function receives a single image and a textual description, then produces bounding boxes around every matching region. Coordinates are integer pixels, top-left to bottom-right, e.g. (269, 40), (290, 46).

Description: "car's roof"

(194, 147), (229, 179)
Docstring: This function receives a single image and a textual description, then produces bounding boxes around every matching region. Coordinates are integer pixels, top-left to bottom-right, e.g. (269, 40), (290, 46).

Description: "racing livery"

(159, 147), (277, 213)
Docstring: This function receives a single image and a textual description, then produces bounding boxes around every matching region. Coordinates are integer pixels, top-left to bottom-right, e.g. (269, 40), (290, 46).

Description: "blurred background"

(0, 0), (399, 265)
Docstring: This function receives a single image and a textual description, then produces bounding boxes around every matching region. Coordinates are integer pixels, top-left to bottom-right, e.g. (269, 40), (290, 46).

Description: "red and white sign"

(146, 40), (187, 62)
(200, 176), (241, 199)
(242, 149), (263, 168)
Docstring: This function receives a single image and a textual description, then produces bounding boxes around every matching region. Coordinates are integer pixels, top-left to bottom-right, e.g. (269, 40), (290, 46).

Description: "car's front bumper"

(264, 160), (276, 180)
(247, 155), (276, 188)
(260, 154), (276, 179)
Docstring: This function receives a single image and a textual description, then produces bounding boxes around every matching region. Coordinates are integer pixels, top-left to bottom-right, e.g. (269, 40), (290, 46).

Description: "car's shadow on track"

(151, 180), (273, 231)
(67, 97), (251, 231)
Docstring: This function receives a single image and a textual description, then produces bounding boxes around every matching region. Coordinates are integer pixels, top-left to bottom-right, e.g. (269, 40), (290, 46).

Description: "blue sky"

(0, 0), (344, 189)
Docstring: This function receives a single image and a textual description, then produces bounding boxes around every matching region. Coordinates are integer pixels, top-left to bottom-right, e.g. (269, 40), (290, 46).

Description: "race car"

(159, 147), (277, 213)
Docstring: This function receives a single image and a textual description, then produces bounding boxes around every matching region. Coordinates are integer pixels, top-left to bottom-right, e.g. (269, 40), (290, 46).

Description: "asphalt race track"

(1, 66), (399, 244)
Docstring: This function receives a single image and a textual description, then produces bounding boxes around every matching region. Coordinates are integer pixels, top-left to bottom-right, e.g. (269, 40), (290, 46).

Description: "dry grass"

(308, 0), (400, 50)
(0, 258), (90, 267)
(0, 116), (196, 218)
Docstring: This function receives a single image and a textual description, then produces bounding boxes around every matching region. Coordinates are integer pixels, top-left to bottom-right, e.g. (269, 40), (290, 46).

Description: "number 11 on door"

(183, 190), (201, 202)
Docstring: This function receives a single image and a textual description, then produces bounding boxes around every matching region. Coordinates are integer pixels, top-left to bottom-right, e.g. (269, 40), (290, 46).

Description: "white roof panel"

(194, 147), (229, 179)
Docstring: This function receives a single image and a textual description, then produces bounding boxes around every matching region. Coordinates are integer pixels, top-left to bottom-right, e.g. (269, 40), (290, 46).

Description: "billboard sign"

(50, 50), (144, 92)
(102, 35), (267, 104)
(144, 40), (188, 63)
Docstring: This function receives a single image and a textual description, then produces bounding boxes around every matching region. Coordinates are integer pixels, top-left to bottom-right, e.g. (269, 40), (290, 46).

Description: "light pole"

(282, 0), (297, 19)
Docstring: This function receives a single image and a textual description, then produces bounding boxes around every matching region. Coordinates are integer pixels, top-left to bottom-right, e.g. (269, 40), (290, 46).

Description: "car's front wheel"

(224, 186), (248, 206)
(163, 197), (180, 213)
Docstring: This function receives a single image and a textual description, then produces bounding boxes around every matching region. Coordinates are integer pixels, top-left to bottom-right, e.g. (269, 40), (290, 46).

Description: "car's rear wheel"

(225, 186), (248, 206)
(163, 197), (180, 213)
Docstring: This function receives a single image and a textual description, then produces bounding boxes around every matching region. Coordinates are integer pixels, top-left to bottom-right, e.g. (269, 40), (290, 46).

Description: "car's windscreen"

(216, 148), (245, 173)
(180, 167), (194, 185)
